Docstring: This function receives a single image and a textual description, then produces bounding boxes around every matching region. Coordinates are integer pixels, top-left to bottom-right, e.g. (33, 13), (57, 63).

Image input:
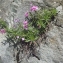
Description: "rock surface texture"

(0, 34), (14, 63)
(0, 0), (63, 63)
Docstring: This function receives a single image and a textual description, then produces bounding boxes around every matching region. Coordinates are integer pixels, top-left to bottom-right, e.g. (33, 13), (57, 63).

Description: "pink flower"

(23, 20), (28, 25)
(30, 6), (39, 11)
(25, 12), (29, 17)
(23, 20), (28, 30)
(16, 36), (19, 38)
(22, 38), (25, 41)
(0, 29), (6, 34)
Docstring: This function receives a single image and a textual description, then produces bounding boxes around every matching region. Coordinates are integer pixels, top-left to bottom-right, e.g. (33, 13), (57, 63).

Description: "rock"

(43, 0), (62, 7)
(28, 57), (39, 63)
(55, 5), (63, 28)
(58, 27), (63, 47)
(56, 15), (63, 28)
(0, 0), (63, 63)
(56, 5), (63, 15)
(32, 49), (41, 60)
(0, 33), (15, 63)
(0, 56), (3, 63)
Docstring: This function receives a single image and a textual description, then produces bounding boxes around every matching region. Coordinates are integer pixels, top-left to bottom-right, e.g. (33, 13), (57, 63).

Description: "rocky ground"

(0, 0), (63, 63)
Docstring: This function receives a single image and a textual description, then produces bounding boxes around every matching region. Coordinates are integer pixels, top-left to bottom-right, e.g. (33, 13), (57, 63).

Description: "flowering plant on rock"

(0, 5), (57, 46)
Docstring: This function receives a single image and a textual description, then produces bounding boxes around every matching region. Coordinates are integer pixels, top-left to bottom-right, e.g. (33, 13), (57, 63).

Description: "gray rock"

(32, 49), (41, 60)
(0, 56), (3, 63)
(0, 33), (15, 63)
(54, 5), (63, 28)
(56, 5), (63, 15)
(0, 0), (63, 63)
(28, 57), (39, 63)
(55, 15), (63, 28)
(43, 0), (62, 7)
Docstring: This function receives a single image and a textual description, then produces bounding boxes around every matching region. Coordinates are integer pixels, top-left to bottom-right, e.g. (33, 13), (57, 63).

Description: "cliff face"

(0, 0), (63, 63)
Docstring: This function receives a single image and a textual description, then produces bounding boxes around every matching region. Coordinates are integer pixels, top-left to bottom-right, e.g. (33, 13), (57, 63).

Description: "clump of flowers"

(0, 5), (57, 45)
